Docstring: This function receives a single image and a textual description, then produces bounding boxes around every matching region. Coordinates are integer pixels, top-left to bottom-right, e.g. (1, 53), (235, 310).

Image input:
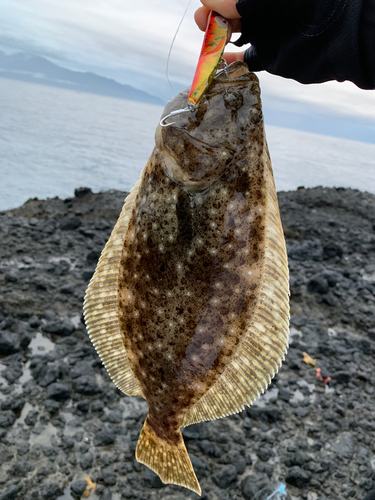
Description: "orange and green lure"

(160, 11), (228, 127)
(188, 11), (229, 106)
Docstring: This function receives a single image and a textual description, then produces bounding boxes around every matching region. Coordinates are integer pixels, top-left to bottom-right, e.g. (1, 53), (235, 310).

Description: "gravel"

(0, 185), (374, 500)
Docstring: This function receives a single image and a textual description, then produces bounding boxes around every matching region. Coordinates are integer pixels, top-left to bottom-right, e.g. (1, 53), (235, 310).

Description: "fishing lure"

(160, 10), (229, 127)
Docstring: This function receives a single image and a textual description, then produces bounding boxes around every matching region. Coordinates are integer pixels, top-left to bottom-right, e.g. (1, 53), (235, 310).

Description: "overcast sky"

(2, 0), (375, 129)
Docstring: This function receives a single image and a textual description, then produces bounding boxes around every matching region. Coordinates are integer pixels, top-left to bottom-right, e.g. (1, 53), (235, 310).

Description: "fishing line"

(163, 0), (193, 101)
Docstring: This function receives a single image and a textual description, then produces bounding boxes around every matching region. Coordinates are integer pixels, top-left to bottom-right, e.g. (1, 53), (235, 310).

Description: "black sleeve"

(234, 0), (375, 89)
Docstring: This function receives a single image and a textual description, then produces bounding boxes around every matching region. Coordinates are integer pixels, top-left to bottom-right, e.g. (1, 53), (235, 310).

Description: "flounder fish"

(83, 61), (289, 496)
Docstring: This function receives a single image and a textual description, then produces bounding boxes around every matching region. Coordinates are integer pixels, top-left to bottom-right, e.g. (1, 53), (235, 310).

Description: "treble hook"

(160, 103), (195, 127)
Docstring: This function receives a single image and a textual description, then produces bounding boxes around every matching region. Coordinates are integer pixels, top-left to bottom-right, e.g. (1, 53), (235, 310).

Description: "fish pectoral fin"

(83, 180), (144, 398)
(136, 417), (201, 496)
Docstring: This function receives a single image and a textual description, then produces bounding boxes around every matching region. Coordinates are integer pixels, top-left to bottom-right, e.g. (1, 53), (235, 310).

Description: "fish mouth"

(157, 126), (233, 193)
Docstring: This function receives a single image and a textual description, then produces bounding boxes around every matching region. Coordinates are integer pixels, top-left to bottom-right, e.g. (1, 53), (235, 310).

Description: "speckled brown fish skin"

(84, 62), (289, 495)
(118, 65), (267, 443)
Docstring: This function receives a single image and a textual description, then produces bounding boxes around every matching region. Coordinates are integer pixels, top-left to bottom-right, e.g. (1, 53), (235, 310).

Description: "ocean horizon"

(1, 76), (375, 212)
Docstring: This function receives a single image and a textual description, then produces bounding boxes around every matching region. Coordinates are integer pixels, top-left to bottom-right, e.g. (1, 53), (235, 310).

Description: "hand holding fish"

(195, 0), (375, 89)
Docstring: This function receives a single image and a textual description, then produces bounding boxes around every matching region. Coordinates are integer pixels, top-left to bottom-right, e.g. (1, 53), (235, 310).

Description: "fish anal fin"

(136, 418), (201, 496)
(182, 141), (289, 427)
(83, 180), (144, 398)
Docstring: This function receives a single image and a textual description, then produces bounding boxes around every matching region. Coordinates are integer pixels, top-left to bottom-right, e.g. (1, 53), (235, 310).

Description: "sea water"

(1, 77), (375, 211)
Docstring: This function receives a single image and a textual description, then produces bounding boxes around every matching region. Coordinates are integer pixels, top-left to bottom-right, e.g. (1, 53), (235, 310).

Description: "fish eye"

(223, 91), (244, 112)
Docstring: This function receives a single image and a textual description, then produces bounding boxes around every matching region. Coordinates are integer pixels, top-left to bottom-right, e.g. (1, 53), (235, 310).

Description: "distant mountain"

(0, 51), (163, 105)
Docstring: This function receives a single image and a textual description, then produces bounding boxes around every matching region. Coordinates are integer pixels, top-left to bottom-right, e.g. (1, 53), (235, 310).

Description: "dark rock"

(182, 422), (209, 440)
(36, 363), (61, 387)
(45, 399), (60, 414)
(79, 451), (94, 470)
(70, 480), (88, 497)
(323, 242), (343, 260)
(363, 491), (375, 500)
(60, 217), (82, 230)
(325, 271), (342, 287)
(5, 269), (19, 283)
(70, 361), (93, 379)
(294, 407), (309, 418)
(76, 400), (90, 413)
(290, 314), (308, 328)
(357, 339), (372, 354)
(28, 316), (41, 328)
(247, 405), (284, 423)
(91, 400), (105, 412)
(0, 331), (20, 354)
(307, 274), (329, 294)
(190, 454), (210, 480)
(219, 449), (246, 474)
(60, 434), (75, 451)
(82, 269), (94, 281)
(60, 283), (74, 294)
(322, 291), (338, 306)
(103, 409), (123, 424)
(0, 410), (16, 428)
(332, 433), (354, 459)
(86, 250), (101, 266)
(73, 375), (101, 395)
(15, 440), (29, 456)
(198, 439), (223, 458)
(8, 458), (34, 476)
(25, 410), (38, 426)
(213, 464), (237, 489)
(333, 371), (351, 385)
(75, 187), (92, 198)
(46, 383), (71, 401)
(283, 451), (311, 467)
(42, 319), (75, 336)
(287, 239), (323, 261)
(42, 445), (59, 459)
(256, 444), (274, 462)
(99, 467), (117, 486)
(143, 467), (164, 488)
(1, 395), (25, 413)
(0, 445), (14, 466)
(100, 488), (112, 500)
(241, 474), (274, 500)
(20, 331), (33, 348)
(1, 364), (23, 384)
(43, 219), (57, 234)
(0, 485), (22, 500)
(285, 466), (312, 487)
(47, 260), (70, 276)
(94, 428), (116, 447)
(278, 387), (291, 401)
(40, 483), (63, 500)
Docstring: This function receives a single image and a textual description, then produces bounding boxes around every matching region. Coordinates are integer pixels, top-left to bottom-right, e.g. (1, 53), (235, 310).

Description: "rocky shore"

(0, 186), (374, 500)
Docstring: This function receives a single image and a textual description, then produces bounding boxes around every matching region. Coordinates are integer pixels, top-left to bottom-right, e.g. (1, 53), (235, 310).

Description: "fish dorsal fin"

(83, 181), (144, 398)
(182, 141), (289, 427)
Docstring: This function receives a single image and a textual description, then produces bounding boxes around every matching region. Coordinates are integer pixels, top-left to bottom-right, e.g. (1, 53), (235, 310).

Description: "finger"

(200, 0), (240, 19)
(229, 18), (242, 33)
(223, 51), (245, 64)
(194, 6), (211, 32)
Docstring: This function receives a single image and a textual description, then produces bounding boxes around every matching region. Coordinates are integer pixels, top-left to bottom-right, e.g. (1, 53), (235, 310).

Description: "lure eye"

(215, 16), (228, 29)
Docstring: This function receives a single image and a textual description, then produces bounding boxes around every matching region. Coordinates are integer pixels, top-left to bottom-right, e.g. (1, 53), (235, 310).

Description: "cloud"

(1, 0), (375, 129)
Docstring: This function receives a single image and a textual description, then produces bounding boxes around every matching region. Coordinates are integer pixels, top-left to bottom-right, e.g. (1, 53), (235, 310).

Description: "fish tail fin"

(136, 417), (201, 496)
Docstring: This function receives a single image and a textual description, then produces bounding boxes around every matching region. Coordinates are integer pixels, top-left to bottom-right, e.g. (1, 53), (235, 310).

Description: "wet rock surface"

(0, 186), (374, 500)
